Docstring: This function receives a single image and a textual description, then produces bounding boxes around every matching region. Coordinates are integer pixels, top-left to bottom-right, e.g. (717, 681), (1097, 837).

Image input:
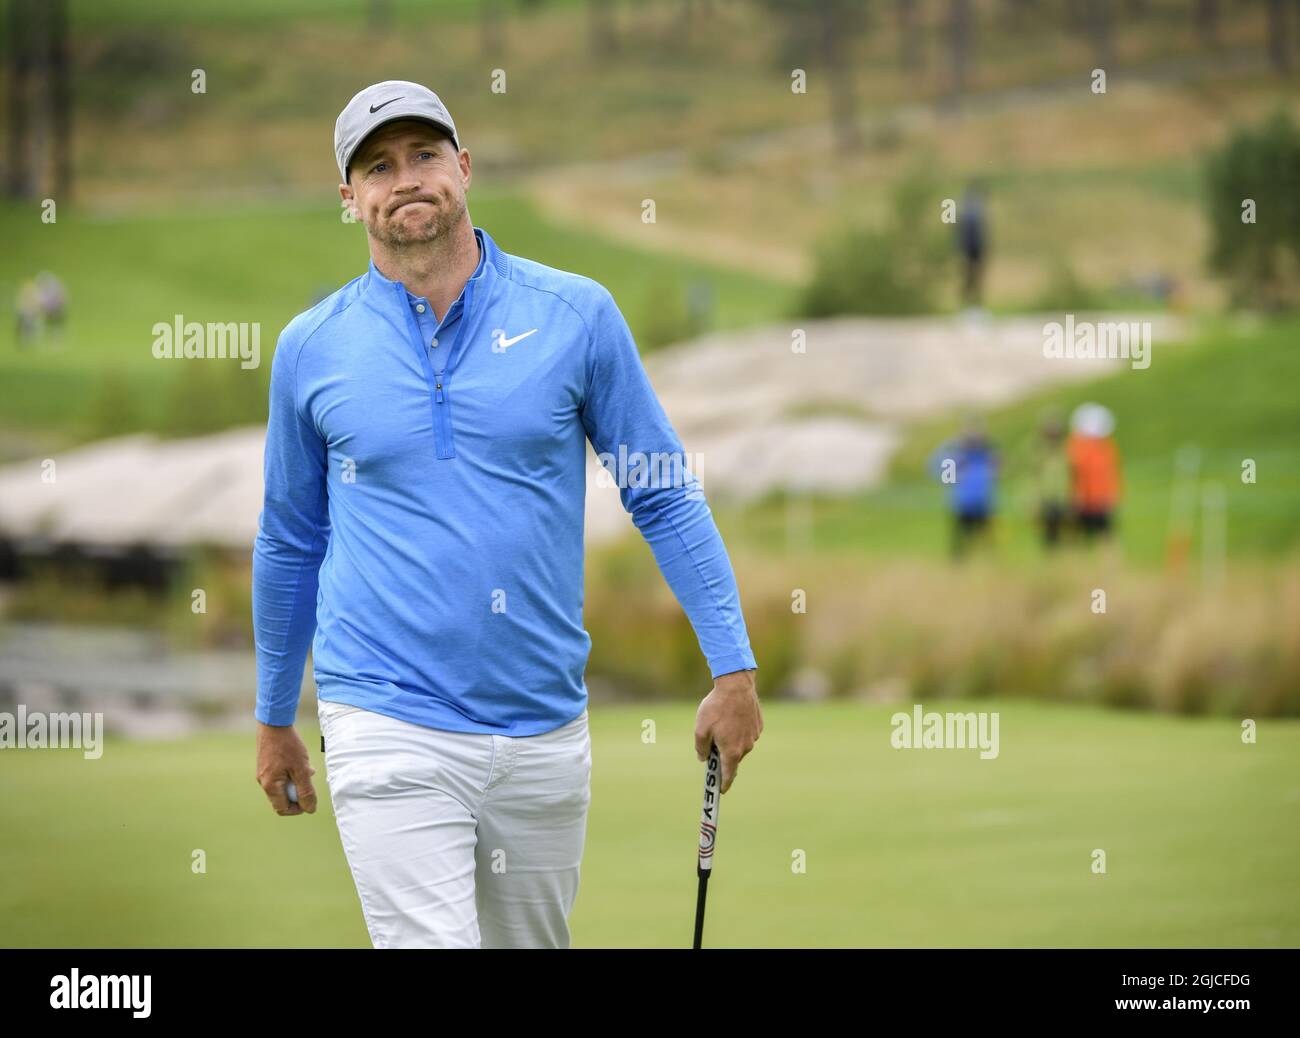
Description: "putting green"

(0, 700), (1295, 947)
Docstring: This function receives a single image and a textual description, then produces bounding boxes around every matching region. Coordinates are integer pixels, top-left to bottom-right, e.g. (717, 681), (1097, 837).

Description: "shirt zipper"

(430, 277), (472, 459)
(399, 282), (473, 461)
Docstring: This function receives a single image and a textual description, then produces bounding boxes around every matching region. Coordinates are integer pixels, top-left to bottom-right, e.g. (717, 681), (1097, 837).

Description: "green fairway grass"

(1, 700), (1295, 947)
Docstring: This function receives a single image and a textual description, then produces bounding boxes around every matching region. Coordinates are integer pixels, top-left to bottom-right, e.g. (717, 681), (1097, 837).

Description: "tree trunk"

(898, 0), (923, 73)
(1293, 0), (1300, 65)
(49, 0), (72, 199)
(6, 0), (35, 198)
(947, 0), (973, 113)
(822, 2), (861, 154)
(1194, 0), (1218, 46)
(677, 0), (696, 42)
(1268, 0), (1290, 72)
(589, 0), (617, 57)
(1085, 0), (1113, 71)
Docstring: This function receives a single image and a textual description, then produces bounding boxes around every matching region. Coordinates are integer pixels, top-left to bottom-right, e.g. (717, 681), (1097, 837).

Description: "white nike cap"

(334, 80), (461, 184)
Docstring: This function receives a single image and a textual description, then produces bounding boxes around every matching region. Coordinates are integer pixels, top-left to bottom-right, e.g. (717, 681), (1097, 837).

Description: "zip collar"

(361, 225), (510, 322)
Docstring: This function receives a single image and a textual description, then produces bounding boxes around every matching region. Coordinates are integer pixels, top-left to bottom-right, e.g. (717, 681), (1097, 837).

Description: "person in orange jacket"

(1066, 403), (1122, 539)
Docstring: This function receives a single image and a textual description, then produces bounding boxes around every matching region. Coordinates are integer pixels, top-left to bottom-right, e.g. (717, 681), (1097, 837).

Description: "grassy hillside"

(0, 190), (792, 453)
(735, 316), (1300, 563)
(11, 0), (1290, 303)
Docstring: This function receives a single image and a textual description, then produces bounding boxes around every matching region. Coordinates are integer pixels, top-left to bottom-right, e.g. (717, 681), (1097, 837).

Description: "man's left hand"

(695, 669), (762, 794)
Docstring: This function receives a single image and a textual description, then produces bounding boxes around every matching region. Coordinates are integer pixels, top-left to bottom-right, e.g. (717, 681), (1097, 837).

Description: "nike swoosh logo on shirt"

(492, 328), (539, 351)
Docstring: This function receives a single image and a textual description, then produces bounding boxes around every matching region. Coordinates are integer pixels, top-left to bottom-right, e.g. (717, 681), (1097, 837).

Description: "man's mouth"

(392, 199), (433, 214)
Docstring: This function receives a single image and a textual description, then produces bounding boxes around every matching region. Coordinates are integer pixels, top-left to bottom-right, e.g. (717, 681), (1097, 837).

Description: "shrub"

(799, 172), (952, 316)
(637, 273), (697, 350)
(1205, 109), (1300, 310)
(1030, 257), (1108, 313)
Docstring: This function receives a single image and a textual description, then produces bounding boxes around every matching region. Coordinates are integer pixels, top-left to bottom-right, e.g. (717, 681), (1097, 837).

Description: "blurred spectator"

(1067, 402), (1122, 540)
(1126, 271), (1177, 305)
(931, 415), (999, 560)
(15, 278), (42, 345)
(955, 181), (988, 309)
(36, 272), (67, 337)
(1031, 407), (1070, 549)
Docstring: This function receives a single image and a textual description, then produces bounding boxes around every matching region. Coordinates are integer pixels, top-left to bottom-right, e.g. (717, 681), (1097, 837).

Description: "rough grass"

(584, 539), (1300, 719)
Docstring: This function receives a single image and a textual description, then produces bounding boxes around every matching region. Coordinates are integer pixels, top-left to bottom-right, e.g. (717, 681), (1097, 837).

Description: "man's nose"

(392, 164), (421, 191)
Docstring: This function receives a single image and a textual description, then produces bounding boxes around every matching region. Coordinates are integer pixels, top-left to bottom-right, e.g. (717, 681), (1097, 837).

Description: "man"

(930, 415), (999, 561)
(1029, 408), (1069, 550)
(955, 181), (988, 310)
(252, 81), (762, 949)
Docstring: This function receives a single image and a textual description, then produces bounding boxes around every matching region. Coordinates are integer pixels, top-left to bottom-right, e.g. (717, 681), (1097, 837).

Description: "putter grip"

(697, 741), (722, 875)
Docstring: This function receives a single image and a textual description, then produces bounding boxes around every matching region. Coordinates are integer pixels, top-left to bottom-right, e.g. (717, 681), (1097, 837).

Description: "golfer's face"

(344, 120), (467, 246)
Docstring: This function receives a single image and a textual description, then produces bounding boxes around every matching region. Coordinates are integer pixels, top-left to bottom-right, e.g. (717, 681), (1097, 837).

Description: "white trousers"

(318, 698), (592, 949)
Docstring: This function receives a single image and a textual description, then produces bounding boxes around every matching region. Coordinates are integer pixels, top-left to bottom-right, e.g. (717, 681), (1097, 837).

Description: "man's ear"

(338, 183), (360, 223)
(458, 146), (472, 192)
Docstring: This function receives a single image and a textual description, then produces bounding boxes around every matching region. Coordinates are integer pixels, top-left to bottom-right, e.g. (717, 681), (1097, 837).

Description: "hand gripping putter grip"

(692, 740), (722, 949)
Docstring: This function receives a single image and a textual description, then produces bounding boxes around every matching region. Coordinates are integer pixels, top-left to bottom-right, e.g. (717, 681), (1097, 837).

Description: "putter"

(692, 740), (722, 949)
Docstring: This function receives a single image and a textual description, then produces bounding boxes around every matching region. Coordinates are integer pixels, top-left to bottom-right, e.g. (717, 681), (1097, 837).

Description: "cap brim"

(343, 113), (458, 180)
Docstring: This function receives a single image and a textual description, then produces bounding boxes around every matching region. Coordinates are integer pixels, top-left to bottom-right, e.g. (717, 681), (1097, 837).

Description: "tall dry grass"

(7, 538), (1296, 717)
(584, 540), (1300, 717)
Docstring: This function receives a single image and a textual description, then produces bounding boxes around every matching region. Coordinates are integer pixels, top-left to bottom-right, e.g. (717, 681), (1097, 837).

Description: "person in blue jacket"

(930, 416), (999, 560)
(251, 81), (762, 948)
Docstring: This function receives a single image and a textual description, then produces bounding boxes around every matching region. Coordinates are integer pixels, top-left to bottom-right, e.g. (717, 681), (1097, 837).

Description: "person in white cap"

(1067, 402), (1122, 541)
(252, 81), (763, 948)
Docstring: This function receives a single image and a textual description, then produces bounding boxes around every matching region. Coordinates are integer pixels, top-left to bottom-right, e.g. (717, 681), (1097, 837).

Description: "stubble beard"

(369, 190), (466, 249)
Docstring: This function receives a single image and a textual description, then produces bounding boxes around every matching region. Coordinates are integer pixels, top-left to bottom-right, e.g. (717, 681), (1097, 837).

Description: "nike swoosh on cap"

(369, 97), (404, 113)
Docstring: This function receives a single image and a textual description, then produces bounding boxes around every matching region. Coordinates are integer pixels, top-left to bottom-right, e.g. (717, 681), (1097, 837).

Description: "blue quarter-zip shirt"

(253, 226), (757, 735)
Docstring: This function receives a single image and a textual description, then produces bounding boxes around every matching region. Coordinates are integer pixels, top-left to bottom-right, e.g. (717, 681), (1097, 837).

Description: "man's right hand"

(256, 721), (318, 816)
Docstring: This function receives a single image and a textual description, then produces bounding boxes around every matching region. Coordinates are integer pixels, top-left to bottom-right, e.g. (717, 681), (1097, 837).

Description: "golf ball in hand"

(286, 781), (299, 804)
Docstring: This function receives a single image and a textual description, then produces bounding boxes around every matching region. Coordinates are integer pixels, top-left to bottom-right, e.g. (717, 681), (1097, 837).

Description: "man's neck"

(371, 220), (480, 322)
